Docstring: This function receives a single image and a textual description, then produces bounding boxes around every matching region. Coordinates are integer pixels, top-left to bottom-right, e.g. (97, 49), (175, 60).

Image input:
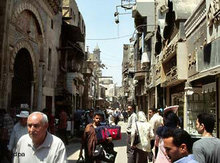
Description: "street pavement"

(66, 121), (128, 163)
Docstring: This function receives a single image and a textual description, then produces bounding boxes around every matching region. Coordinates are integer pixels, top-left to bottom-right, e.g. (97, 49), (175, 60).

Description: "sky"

(75, 0), (134, 86)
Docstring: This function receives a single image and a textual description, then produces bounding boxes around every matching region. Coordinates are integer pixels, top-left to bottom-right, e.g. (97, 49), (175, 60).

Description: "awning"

(62, 21), (85, 42)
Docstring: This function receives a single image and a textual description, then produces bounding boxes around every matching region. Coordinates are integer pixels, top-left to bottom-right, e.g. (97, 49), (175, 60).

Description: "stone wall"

(0, 0), (62, 110)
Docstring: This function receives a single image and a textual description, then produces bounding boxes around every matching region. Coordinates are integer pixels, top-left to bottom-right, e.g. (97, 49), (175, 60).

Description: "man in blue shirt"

(163, 128), (198, 163)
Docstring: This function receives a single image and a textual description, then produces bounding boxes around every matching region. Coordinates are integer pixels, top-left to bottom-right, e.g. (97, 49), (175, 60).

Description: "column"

(37, 61), (44, 110)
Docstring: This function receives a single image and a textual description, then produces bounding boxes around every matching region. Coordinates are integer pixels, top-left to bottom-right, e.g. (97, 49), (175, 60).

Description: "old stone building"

(0, 0), (87, 117)
(122, 0), (220, 137)
(0, 0), (62, 112)
(56, 0), (85, 115)
(82, 45), (104, 109)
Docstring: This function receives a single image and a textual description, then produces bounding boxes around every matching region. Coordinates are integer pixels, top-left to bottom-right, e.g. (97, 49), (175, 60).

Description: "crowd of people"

(1, 105), (220, 163)
(126, 105), (220, 163)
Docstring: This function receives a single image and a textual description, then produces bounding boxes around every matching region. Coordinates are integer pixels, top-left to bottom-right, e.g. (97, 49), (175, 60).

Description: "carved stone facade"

(0, 0), (62, 112)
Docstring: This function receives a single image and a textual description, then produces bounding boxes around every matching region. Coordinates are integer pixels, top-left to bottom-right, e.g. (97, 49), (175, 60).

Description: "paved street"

(66, 121), (128, 162)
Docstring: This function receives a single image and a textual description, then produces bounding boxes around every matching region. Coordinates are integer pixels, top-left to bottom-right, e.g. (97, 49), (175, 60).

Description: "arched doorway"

(11, 48), (33, 107)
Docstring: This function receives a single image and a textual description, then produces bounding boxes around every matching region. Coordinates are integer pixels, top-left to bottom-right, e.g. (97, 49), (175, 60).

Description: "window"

(51, 19), (53, 29)
(48, 48), (51, 71)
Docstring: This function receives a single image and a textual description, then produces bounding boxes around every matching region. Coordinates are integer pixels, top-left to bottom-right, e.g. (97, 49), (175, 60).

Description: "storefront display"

(186, 83), (217, 137)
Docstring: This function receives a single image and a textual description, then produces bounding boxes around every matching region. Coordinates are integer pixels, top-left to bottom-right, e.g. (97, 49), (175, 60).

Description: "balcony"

(82, 61), (95, 76)
(62, 21), (85, 42)
(165, 66), (177, 82)
(161, 42), (188, 87)
(162, 43), (177, 63)
(134, 61), (146, 80)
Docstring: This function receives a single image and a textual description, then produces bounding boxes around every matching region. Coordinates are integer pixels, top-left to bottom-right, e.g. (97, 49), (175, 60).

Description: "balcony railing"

(134, 61), (146, 80)
(166, 66), (177, 80)
(162, 43), (177, 63)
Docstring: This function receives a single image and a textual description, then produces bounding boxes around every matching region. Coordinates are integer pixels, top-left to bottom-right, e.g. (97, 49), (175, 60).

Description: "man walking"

(193, 113), (220, 163)
(126, 105), (137, 163)
(8, 110), (29, 152)
(80, 111), (113, 163)
(58, 109), (68, 145)
(149, 108), (163, 159)
(14, 112), (67, 162)
(163, 128), (198, 163)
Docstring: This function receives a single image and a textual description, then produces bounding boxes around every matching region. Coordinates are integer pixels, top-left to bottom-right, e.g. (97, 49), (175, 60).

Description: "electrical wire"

(86, 34), (132, 40)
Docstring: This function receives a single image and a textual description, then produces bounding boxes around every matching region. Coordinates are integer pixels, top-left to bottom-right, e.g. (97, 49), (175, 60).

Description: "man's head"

(93, 111), (103, 126)
(16, 111), (29, 126)
(89, 109), (94, 118)
(127, 105), (134, 115)
(163, 128), (192, 163)
(148, 108), (157, 119)
(27, 112), (48, 147)
(196, 113), (215, 134)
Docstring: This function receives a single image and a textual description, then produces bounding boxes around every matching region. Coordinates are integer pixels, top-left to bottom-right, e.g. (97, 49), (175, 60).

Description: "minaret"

(93, 44), (101, 62)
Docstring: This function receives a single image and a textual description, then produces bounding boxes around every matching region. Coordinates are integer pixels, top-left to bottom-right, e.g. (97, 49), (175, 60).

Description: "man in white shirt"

(149, 108), (163, 159)
(126, 105), (137, 163)
(14, 112), (67, 163)
(8, 110), (29, 152)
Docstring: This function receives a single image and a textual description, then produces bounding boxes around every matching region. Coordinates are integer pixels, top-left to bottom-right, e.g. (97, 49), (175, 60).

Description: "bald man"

(14, 112), (67, 163)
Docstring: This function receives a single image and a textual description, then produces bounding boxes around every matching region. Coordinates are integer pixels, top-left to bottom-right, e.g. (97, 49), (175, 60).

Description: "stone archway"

(11, 48), (34, 107)
(9, 2), (45, 109)
(11, 2), (45, 40)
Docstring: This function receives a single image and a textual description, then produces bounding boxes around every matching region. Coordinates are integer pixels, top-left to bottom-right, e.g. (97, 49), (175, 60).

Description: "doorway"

(11, 48), (33, 107)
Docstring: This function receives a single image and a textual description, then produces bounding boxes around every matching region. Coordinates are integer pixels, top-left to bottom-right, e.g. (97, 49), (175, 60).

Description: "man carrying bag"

(79, 111), (116, 163)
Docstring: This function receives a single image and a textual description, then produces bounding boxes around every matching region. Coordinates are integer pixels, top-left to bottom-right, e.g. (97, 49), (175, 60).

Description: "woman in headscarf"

(130, 111), (154, 163)
(154, 110), (180, 163)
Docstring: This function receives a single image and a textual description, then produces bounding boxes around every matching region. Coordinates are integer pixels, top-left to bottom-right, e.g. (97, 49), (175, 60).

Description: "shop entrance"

(11, 48), (33, 107)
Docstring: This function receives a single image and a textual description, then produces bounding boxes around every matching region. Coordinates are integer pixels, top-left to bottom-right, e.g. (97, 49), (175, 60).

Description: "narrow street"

(66, 121), (128, 162)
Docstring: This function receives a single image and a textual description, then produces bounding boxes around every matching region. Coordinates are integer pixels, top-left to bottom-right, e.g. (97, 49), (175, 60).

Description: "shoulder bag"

(133, 122), (140, 145)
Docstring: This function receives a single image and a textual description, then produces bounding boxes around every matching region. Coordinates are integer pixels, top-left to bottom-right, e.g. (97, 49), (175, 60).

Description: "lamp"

(141, 52), (150, 64)
(141, 51), (150, 69)
(185, 86), (194, 95)
(115, 17), (119, 24)
(114, 5), (132, 24)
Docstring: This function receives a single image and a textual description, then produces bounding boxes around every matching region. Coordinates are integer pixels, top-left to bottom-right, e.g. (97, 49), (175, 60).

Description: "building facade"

(0, 0), (62, 113)
(56, 0), (85, 115)
(123, 0), (220, 137)
(0, 0), (88, 118)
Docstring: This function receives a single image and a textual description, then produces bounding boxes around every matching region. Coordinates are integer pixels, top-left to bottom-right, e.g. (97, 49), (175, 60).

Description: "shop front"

(186, 76), (218, 138)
